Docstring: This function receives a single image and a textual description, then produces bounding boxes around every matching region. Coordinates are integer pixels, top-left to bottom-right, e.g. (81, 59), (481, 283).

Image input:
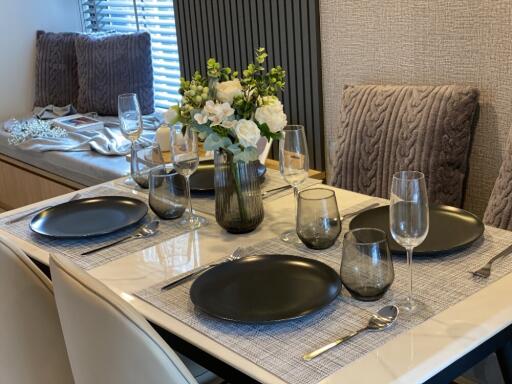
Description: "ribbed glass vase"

(214, 149), (264, 233)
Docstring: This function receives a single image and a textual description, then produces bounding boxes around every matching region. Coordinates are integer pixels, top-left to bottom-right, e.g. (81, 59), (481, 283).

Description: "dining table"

(1, 172), (512, 384)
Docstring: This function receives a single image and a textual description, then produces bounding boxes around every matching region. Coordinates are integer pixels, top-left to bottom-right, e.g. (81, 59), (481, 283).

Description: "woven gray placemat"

(135, 199), (512, 384)
(0, 184), (192, 270)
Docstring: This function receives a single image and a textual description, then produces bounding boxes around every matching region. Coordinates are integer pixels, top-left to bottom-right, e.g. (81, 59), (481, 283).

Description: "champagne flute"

(118, 93), (143, 184)
(389, 171), (429, 312)
(279, 125), (309, 243)
(169, 125), (208, 229)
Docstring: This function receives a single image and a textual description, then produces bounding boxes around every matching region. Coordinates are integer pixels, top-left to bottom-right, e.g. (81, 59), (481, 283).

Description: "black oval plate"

(190, 254), (341, 323)
(188, 161), (266, 192)
(349, 205), (484, 256)
(30, 196), (148, 238)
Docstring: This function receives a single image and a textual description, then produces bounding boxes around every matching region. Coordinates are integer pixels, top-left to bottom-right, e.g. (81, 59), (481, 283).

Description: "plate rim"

(29, 196), (148, 238)
(173, 163), (267, 192)
(190, 254), (341, 324)
(349, 204), (484, 255)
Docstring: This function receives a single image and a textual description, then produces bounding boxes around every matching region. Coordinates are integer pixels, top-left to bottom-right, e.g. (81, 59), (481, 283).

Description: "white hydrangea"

(194, 100), (234, 126)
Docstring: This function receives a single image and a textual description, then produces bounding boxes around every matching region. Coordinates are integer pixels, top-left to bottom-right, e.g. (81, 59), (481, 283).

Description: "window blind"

(81, 0), (181, 110)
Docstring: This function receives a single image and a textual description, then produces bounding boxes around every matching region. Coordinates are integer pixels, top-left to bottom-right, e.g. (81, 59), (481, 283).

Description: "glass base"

(179, 214), (208, 230)
(398, 296), (417, 313)
(280, 230), (302, 244)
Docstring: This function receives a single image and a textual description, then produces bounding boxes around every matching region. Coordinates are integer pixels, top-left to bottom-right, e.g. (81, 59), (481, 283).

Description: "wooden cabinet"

(0, 154), (83, 211)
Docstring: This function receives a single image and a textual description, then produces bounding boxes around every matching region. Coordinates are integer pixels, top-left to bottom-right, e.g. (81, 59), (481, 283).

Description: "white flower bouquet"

(164, 48), (287, 163)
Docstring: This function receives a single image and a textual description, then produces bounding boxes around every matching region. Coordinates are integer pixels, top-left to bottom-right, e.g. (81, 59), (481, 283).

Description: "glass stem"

(185, 175), (194, 225)
(293, 185), (299, 225)
(129, 141), (136, 176)
(406, 247), (413, 304)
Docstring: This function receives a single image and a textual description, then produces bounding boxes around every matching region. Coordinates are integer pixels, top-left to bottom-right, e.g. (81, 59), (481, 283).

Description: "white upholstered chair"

(49, 253), (221, 384)
(0, 237), (74, 384)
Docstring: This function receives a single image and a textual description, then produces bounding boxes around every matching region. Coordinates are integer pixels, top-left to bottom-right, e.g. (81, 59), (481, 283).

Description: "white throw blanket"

(14, 126), (152, 156)
(4, 105), (159, 156)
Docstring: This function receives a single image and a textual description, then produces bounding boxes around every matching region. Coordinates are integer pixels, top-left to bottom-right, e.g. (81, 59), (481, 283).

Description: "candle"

(155, 124), (170, 152)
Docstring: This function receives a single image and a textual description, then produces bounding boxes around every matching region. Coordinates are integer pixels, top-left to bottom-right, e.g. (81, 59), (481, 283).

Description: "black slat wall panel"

(174, 0), (324, 170)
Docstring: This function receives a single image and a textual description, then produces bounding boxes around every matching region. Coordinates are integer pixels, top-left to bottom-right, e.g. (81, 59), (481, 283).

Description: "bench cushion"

(34, 31), (80, 108)
(75, 32), (154, 116)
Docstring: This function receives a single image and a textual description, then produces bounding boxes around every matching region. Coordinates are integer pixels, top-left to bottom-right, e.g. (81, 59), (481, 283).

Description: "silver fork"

(161, 247), (243, 291)
(5, 193), (81, 224)
(472, 243), (512, 278)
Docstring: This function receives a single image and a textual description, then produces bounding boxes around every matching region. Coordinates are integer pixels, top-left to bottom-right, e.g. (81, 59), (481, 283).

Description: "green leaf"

(233, 146), (259, 163)
(258, 122), (283, 141)
(204, 132), (232, 151)
(190, 119), (213, 140)
(227, 143), (242, 155)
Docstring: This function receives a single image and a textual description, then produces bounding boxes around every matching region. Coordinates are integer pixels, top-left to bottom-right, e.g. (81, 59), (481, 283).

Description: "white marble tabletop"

(1, 180), (512, 383)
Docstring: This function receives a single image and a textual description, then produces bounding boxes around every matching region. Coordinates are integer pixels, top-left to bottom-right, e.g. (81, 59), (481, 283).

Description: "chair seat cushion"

(34, 31), (80, 108)
(75, 32), (154, 115)
(329, 84), (479, 207)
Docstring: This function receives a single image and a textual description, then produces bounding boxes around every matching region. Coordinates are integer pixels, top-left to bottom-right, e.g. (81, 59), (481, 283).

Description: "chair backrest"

(484, 132), (512, 229)
(49, 253), (197, 384)
(328, 84), (479, 207)
(0, 237), (74, 384)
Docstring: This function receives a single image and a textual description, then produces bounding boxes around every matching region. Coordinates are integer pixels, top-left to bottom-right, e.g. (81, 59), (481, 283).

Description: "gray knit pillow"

(75, 32), (154, 115)
(483, 136), (512, 229)
(34, 31), (79, 108)
(329, 84), (479, 207)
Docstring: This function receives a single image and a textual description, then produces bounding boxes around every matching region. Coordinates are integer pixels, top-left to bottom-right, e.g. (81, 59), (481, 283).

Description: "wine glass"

(169, 125), (208, 229)
(279, 125), (309, 243)
(118, 93), (143, 184)
(131, 142), (165, 189)
(389, 171), (429, 312)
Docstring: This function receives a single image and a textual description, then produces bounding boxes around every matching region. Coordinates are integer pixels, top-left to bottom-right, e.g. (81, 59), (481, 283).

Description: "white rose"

(216, 79), (243, 104)
(164, 105), (180, 125)
(255, 101), (287, 133)
(234, 119), (261, 148)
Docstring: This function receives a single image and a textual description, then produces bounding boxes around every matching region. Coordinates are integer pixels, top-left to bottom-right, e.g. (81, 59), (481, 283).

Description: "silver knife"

(5, 193), (81, 224)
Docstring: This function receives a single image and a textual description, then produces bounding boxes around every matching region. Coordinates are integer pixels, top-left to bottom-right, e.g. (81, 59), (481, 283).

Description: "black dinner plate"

(190, 254), (341, 323)
(349, 204), (484, 256)
(187, 161), (266, 192)
(30, 196), (148, 238)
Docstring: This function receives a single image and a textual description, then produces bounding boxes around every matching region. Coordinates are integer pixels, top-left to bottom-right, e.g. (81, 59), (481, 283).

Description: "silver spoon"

(81, 220), (159, 255)
(303, 305), (399, 361)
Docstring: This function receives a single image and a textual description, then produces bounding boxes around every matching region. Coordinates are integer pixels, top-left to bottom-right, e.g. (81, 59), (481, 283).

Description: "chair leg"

(497, 342), (512, 384)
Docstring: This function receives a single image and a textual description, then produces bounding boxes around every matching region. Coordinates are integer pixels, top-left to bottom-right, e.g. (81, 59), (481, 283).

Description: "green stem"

(230, 157), (248, 223)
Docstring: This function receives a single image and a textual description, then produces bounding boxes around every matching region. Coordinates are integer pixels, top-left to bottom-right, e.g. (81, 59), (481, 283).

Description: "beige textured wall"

(320, 0), (512, 216)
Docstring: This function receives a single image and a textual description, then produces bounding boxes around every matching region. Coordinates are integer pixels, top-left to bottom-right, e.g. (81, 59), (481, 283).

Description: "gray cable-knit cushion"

(34, 31), (79, 108)
(329, 84), (479, 207)
(484, 135), (512, 229)
(75, 32), (154, 115)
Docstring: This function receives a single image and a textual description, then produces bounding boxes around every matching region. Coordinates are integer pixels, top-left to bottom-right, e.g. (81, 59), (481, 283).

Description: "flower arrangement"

(165, 48), (287, 162)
